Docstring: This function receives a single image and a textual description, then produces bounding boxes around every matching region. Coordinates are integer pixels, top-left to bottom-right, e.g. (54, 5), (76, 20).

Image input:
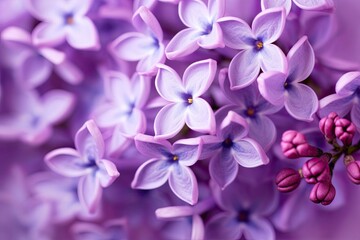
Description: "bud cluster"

(275, 112), (360, 206)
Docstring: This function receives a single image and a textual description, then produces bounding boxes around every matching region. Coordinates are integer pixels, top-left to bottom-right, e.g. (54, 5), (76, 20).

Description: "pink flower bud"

(335, 118), (356, 146)
(319, 112), (339, 141)
(309, 181), (336, 206)
(346, 161), (360, 184)
(281, 130), (322, 159)
(275, 168), (302, 192)
(302, 154), (331, 184)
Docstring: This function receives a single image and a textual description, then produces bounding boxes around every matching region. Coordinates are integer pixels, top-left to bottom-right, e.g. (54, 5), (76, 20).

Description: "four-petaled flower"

(261, 0), (334, 15)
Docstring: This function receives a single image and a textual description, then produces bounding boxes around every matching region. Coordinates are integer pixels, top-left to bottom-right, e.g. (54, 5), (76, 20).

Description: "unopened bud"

(319, 112), (339, 141)
(302, 154), (331, 184)
(346, 160), (360, 184)
(309, 181), (336, 206)
(335, 118), (355, 146)
(275, 168), (302, 192)
(281, 130), (322, 159)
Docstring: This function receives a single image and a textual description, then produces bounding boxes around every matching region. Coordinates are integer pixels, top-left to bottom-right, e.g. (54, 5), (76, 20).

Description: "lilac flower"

(93, 71), (149, 156)
(205, 179), (278, 240)
(110, 6), (165, 75)
(0, 87), (75, 145)
(201, 111), (269, 189)
(72, 219), (127, 240)
(154, 59), (216, 139)
(165, 0), (225, 59)
(261, 0), (334, 15)
(218, 68), (282, 150)
(132, 134), (203, 205)
(45, 120), (120, 213)
(218, 7), (287, 89)
(27, 0), (100, 50)
(257, 36), (319, 121)
(319, 71), (360, 129)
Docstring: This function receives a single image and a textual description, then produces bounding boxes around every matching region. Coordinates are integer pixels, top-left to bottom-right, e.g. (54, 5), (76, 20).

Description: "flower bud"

(309, 181), (336, 205)
(281, 130), (322, 159)
(319, 112), (339, 141)
(346, 161), (360, 184)
(302, 154), (331, 184)
(275, 168), (301, 192)
(335, 118), (355, 146)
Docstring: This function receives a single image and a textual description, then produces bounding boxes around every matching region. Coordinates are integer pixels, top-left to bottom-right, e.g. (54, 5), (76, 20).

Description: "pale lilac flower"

(319, 71), (360, 129)
(27, 0), (100, 50)
(218, 68), (282, 150)
(72, 219), (127, 240)
(110, 6), (165, 75)
(257, 36), (319, 121)
(165, 0), (225, 59)
(154, 59), (216, 139)
(201, 111), (269, 189)
(45, 120), (120, 213)
(261, 0), (334, 15)
(0, 87), (75, 145)
(93, 71), (149, 156)
(218, 7), (287, 89)
(1, 26), (82, 88)
(132, 134), (203, 205)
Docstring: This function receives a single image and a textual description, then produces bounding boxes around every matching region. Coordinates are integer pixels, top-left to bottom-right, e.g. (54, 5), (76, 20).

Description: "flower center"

(222, 138), (233, 148)
(187, 98), (193, 104)
(255, 40), (263, 50)
(237, 210), (249, 222)
(172, 155), (179, 161)
(64, 13), (74, 25)
(246, 107), (255, 116)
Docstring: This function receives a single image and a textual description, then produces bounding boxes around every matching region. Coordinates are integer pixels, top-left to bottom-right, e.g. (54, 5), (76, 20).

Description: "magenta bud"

(346, 161), (360, 184)
(281, 130), (322, 159)
(335, 118), (356, 146)
(309, 181), (336, 206)
(275, 168), (302, 192)
(302, 154), (331, 184)
(319, 112), (339, 141)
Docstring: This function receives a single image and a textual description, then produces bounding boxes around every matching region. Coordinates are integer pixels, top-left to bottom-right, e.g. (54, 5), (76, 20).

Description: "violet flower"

(165, 0), (225, 59)
(201, 111), (269, 189)
(261, 0), (334, 15)
(45, 120), (120, 213)
(154, 59), (216, 139)
(257, 36), (319, 121)
(132, 134), (203, 205)
(27, 0), (100, 50)
(72, 219), (127, 240)
(218, 7), (287, 89)
(110, 6), (165, 75)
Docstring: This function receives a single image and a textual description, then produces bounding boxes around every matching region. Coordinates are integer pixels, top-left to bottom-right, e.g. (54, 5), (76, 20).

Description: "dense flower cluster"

(1, 0), (360, 239)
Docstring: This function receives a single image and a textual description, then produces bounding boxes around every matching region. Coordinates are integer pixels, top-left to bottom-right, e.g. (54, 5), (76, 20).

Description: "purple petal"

(198, 22), (224, 49)
(137, 44), (165, 74)
(217, 17), (254, 50)
(154, 103), (187, 139)
(1, 26), (32, 46)
(248, 116), (277, 151)
(319, 94), (353, 117)
(69, 0), (93, 16)
(110, 32), (155, 61)
(232, 138), (269, 167)
(44, 148), (90, 177)
(183, 59), (217, 97)
(26, 0), (62, 21)
(335, 71), (360, 97)
(104, 71), (132, 104)
(21, 54), (52, 88)
(252, 7), (286, 43)
(32, 22), (66, 46)
(192, 215), (205, 240)
(155, 64), (185, 102)
(108, 128), (130, 157)
(351, 103), (360, 130)
(54, 60), (84, 84)
(38, 47), (65, 65)
(133, 6), (163, 40)
(78, 174), (102, 213)
(169, 165), (198, 205)
(186, 98), (216, 134)
(75, 120), (105, 159)
(66, 18), (100, 50)
(131, 73), (151, 108)
(219, 111), (249, 141)
(173, 137), (203, 166)
(72, 223), (104, 240)
(96, 159), (120, 188)
(94, 105), (126, 129)
(261, 0), (292, 14)
(243, 218), (275, 240)
(179, 0), (210, 29)
(165, 28), (202, 59)
(285, 83), (319, 121)
(119, 109), (146, 137)
(210, 149), (238, 189)
(257, 71), (286, 106)
(228, 50), (260, 89)
(293, 0), (333, 10)
(199, 135), (222, 159)
(287, 36), (315, 83)
(156, 206), (194, 219)
(134, 133), (172, 158)
(259, 44), (287, 72)
(208, 0), (225, 19)
(131, 159), (171, 189)
(205, 213), (242, 240)
(42, 90), (75, 124)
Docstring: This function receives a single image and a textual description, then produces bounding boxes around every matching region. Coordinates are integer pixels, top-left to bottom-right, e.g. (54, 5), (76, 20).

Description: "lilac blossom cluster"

(1, 0), (360, 239)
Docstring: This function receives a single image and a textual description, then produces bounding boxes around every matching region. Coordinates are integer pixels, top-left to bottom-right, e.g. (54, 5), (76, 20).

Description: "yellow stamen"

(256, 41), (263, 50)
(173, 155), (179, 161)
(247, 107), (255, 116)
(187, 98), (193, 104)
(66, 16), (74, 25)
